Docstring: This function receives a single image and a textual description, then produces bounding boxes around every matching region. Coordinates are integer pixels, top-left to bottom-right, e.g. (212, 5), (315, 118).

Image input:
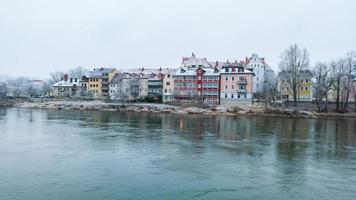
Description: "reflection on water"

(0, 108), (355, 200)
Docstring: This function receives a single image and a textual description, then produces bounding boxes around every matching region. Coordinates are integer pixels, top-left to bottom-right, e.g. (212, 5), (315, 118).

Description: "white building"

(52, 75), (83, 97)
(245, 54), (274, 94)
(162, 69), (175, 103)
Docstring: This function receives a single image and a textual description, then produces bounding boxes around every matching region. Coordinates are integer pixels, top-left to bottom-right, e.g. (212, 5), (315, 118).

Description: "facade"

(174, 54), (220, 105)
(109, 68), (173, 100)
(52, 75), (83, 97)
(148, 73), (164, 100)
(278, 70), (313, 102)
(109, 73), (132, 101)
(245, 54), (274, 94)
(88, 68), (118, 98)
(220, 62), (255, 107)
(162, 69), (175, 103)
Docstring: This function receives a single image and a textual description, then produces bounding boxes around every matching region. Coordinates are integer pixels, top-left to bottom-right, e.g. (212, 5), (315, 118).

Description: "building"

(173, 54), (220, 105)
(0, 82), (7, 97)
(52, 74), (84, 97)
(220, 61), (255, 107)
(162, 69), (175, 103)
(87, 68), (118, 98)
(245, 54), (274, 94)
(109, 73), (132, 101)
(278, 70), (313, 102)
(110, 68), (175, 102)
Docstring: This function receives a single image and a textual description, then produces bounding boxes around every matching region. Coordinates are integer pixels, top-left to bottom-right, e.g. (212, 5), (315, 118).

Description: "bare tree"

(264, 73), (279, 105)
(352, 81), (356, 112)
(113, 86), (129, 106)
(312, 62), (333, 112)
(279, 44), (310, 107)
(340, 52), (356, 112)
(68, 66), (88, 78)
(49, 71), (65, 85)
(330, 52), (356, 112)
(330, 59), (345, 112)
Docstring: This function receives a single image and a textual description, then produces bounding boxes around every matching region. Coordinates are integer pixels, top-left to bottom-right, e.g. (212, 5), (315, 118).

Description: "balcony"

(238, 79), (247, 84)
(238, 89), (247, 93)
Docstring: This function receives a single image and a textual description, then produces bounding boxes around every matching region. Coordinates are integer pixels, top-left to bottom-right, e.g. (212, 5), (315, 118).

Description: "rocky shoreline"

(0, 99), (352, 118)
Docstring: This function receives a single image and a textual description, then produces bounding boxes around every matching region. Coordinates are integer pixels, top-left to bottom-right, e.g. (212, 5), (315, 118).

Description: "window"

(225, 85), (228, 89)
(231, 94), (234, 98)
(225, 94), (227, 98)
(244, 94), (247, 98)
(301, 87), (303, 90)
(305, 87), (308, 90)
(226, 77), (228, 81)
(167, 74), (170, 78)
(306, 79), (309, 82)
(165, 89), (167, 93)
(232, 85), (234, 89)
(166, 82), (170, 86)
(232, 76), (234, 81)
(256, 77), (259, 81)
(238, 94), (240, 98)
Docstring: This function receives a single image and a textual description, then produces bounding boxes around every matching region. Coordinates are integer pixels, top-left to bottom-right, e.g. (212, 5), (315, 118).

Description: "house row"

(51, 53), (276, 107)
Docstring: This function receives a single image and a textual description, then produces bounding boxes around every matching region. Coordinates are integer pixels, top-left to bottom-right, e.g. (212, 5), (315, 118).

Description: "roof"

(110, 73), (129, 84)
(88, 68), (116, 78)
(219, 63), (254, 75)
(123, 68), (177, 75)
(245, 54), (274, 72)
(52, 79), (81, 87)
(174, 66), (220, 76)
(181, 53), (212, 68)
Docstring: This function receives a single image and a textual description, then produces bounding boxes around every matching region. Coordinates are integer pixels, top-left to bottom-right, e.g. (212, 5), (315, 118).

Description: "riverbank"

(1, 98), (355, 118)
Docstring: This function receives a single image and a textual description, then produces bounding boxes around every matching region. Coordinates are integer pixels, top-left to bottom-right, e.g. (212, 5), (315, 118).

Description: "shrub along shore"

(1, 98), (356, 119)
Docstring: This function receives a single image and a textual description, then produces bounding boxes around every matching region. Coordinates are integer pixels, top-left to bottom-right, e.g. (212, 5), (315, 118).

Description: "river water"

(0, 108), (355, 200)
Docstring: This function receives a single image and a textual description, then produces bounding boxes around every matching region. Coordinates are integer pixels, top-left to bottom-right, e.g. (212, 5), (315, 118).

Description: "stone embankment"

(2, 98), (354, 118)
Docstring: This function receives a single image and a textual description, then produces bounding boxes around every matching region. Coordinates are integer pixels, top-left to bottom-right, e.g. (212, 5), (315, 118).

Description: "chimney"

(64, 74), (68, 81)
(215, 61), (218, 67)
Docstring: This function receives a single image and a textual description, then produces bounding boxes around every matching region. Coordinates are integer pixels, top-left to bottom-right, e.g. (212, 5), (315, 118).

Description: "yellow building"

(88, 68), (118, 98)
(278, 70), (313, 102)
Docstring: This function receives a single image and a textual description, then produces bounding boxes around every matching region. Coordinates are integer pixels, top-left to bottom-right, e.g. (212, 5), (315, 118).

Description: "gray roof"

(88, 68), (116, 78)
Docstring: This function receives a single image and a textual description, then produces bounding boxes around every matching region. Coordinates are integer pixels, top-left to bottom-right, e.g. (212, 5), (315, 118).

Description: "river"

(0, 108), (355, 200)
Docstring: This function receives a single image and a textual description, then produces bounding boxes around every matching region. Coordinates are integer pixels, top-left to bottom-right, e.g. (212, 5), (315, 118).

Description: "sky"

(0, 0), (356, 78)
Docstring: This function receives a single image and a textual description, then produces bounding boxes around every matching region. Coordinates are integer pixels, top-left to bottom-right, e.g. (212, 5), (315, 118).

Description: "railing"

(238, 79), (247, 84)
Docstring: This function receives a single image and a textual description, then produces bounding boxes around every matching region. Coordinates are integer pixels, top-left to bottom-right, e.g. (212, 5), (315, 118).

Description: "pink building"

(173, 54), (220, 105)
(220, 62), (254, 107)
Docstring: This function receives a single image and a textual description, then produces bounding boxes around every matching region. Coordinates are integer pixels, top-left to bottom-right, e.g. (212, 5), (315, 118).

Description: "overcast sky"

(0, 0), (355, 78)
